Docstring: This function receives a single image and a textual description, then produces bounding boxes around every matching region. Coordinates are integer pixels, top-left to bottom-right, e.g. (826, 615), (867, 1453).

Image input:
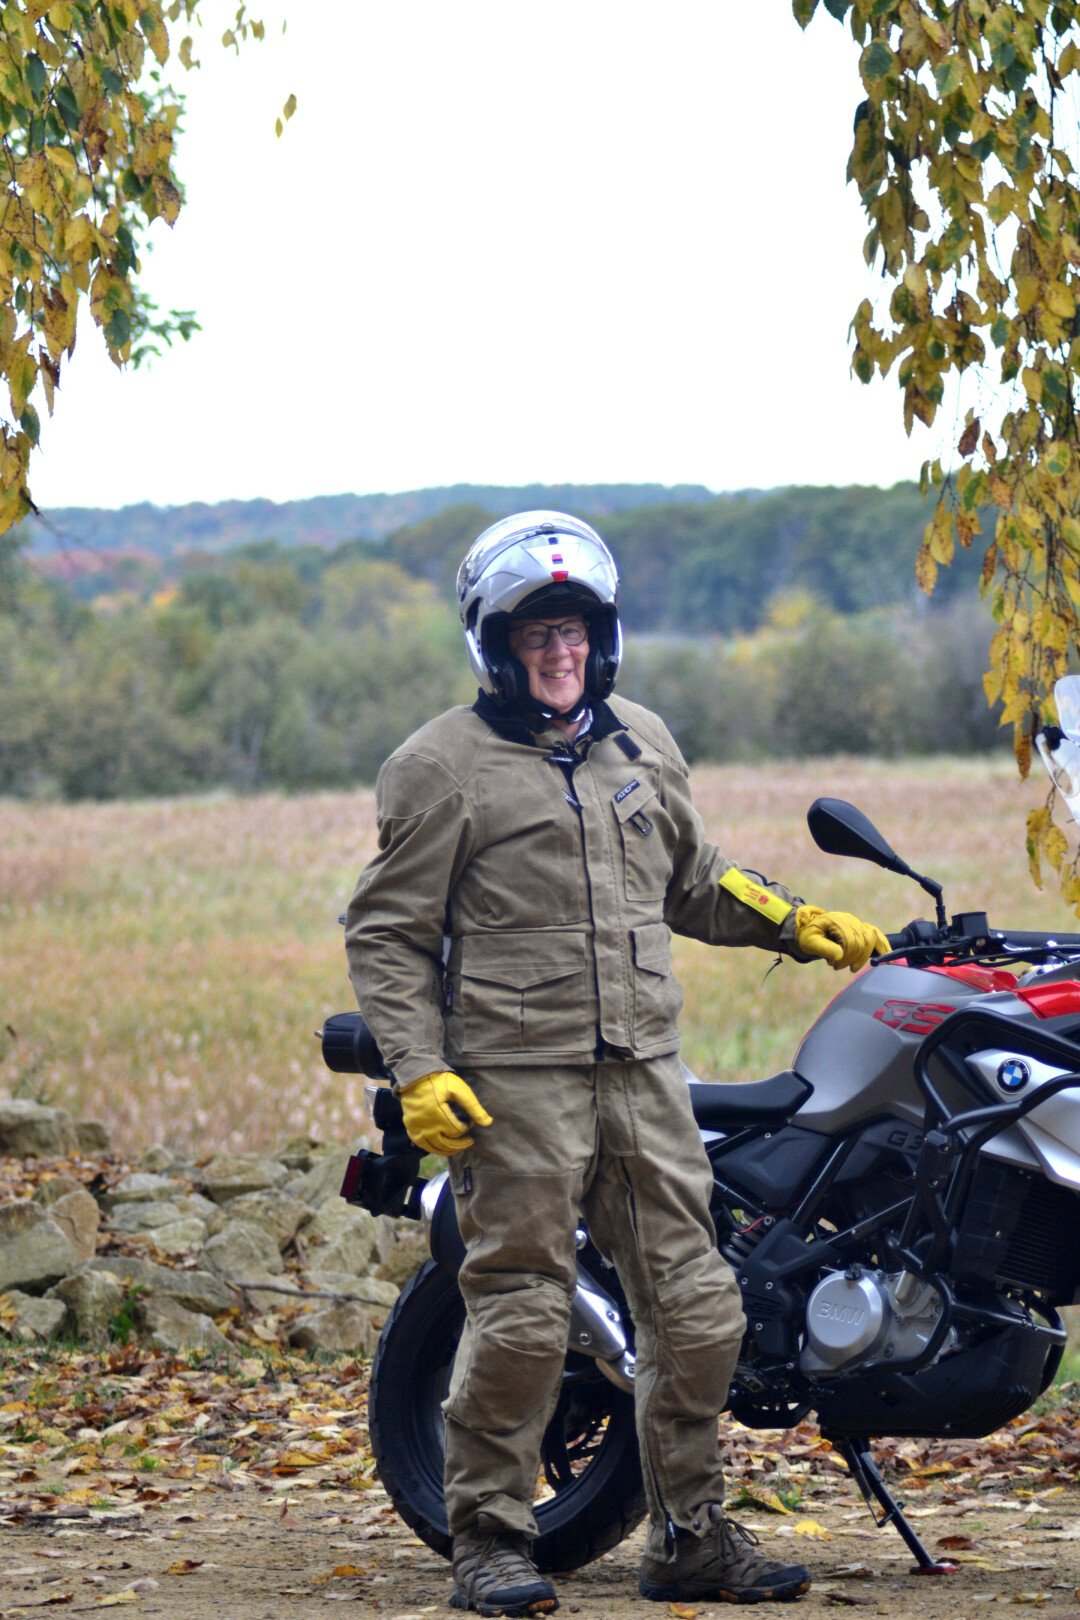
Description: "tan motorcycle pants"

(441, 1054), (746, 1558)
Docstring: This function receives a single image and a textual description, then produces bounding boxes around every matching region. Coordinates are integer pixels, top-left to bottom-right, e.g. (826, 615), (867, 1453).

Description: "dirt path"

(4, 1477), (1079, 1620)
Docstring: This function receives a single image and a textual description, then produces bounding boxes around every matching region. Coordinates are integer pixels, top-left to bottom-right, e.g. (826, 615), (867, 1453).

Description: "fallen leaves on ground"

(794, 1518), (832, 1539)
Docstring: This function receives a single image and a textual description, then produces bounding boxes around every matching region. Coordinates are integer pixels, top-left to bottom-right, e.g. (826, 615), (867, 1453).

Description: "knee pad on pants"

(444, 1279), (571, 1435)
(646, 1250), (746, 1421)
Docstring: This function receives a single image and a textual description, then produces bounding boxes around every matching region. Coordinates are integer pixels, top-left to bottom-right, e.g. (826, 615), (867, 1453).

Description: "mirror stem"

(911, 871), (947, 930)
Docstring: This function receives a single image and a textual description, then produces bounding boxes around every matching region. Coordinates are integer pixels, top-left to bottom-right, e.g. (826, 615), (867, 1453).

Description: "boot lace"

(457, 1529), (541, 1597)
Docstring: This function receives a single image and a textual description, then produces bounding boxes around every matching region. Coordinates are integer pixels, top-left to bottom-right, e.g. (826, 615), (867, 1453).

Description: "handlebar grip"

(997, 930), (1080, 948)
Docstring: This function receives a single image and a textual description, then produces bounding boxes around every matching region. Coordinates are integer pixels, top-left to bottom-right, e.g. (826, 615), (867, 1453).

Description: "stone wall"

(0, 1100), (430, 1356)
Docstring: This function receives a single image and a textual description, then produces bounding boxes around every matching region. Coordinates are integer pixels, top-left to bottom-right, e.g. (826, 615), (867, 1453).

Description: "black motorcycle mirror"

(807, 798), (947, 929)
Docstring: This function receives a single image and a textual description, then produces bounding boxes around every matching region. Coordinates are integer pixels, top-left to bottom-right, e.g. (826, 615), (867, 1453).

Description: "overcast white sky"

(32, 1), (957, 511)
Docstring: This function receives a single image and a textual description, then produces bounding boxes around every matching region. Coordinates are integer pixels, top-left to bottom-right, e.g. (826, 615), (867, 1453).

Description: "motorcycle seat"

(689, 1070), (812, 1131)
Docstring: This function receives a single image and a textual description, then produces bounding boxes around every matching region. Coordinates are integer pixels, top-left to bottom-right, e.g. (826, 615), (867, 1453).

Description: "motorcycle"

(323, 781), (1080, 1577)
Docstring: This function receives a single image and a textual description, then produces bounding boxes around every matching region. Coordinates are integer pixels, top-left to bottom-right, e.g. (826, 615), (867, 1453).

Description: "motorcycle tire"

(368, 1258), (646, 1573)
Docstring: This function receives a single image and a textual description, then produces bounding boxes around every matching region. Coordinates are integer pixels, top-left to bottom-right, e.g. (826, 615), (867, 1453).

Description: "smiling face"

(507, 615), (590, 714)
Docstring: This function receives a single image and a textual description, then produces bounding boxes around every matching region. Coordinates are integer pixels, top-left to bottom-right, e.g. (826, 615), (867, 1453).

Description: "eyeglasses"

(511, 618), (589, 650)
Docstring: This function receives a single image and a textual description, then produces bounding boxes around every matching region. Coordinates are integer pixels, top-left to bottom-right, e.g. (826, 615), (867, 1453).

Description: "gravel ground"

(3, 1477), (1080, 1620)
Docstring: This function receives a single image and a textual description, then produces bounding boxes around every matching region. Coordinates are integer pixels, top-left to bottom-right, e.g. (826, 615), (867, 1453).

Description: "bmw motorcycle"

(323, 774), (1080, 1577)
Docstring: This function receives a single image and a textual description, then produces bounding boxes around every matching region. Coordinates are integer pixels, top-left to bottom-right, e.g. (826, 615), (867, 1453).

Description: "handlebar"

(881, 918), (1080, 961)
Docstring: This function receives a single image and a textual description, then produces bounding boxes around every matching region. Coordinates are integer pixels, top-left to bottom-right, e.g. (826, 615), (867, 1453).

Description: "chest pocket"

(455, 930), (592, 1055)
(612, 779), (674, 902)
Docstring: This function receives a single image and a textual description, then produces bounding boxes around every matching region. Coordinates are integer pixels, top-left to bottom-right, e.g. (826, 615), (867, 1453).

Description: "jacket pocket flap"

(611, 779), (659, 823)
(631, 922), (671, 975)
(461, 930), (588, 989)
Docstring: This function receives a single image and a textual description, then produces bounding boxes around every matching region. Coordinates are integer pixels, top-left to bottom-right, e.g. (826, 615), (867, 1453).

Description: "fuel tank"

(792, 963), (1030, 1135)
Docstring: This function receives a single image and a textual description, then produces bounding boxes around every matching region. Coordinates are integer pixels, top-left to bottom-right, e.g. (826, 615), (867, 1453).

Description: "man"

(346, 512), (888, 1616)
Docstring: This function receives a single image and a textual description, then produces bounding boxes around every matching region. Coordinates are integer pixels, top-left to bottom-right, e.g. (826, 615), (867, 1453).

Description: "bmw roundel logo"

(997, 1058), (1030, 1093)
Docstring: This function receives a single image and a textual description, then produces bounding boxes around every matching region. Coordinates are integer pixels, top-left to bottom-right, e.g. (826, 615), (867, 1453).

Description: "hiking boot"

(639, 1505), (811, 1604)
(451, 1514), (558, 1617)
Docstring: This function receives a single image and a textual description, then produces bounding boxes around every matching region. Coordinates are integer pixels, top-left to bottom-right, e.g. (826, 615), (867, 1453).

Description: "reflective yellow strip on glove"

(398, 1071), (493, 1157)
(795, 905), (890, 973)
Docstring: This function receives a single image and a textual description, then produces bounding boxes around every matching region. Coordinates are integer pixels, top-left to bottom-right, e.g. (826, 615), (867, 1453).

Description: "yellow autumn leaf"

(915, 544), (938, 596)
(1021, 366), (1043, 402)
(1045, 282), (1076, 319)
(95, 1595), (138, 1608)
(1017, 274), (1042, 314)
(732, 1486), (795, 1515)
(926, 505), (954, 566)
(1042, 824), (1069, 873)
(988, 472), (1013, 509)
(794, 1518), (831, 1539)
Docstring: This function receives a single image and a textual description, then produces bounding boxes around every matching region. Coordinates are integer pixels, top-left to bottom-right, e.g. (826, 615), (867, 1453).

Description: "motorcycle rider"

(345, 512), (889, 1615)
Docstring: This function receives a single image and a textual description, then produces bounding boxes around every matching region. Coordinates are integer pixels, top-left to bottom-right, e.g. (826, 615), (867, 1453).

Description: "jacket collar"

(473, 690), (629, 751)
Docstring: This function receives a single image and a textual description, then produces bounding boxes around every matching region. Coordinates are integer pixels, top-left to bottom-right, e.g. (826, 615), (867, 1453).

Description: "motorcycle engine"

(798, 1268), (955, 1376)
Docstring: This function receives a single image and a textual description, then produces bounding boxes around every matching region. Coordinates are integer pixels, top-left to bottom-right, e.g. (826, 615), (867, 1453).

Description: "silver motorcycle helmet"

(457, 510), (622, 718)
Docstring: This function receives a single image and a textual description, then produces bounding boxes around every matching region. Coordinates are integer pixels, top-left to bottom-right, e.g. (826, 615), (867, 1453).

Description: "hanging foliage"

(795, 0), (1080, 906)
(0, 2), (293, 537)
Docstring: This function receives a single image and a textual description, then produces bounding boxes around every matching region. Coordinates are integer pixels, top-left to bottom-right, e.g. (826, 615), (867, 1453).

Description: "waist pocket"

(630, 922), (683, 1048)
(457, 930), (592, 1054)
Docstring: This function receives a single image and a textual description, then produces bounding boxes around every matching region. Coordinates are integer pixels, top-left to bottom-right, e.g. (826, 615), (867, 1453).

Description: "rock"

(74, 1120), (111, 1153)
(204, 1189), (312, 1251)
(138, 1144), (176, 1171)
(272, 1135), (322, 1172)
(288, 1300), (380, 1356)
(48, 1190), (100, 1262)
(374, 1231), (429, 1289)
(199, 1153), (288, 1204)
(33, 1175), (83, 1206)
(88, 1258), (231, 1317)
(0, 1290), (67, 1343)
(109, 1200), (185, 1233)
(148, 1218), (207, 1254)
(0, 1099), (79, 1157)
(304, 1269), (400, 1308)
(287, 1148), (356, 1209)
(373, 1215), (401, 1265)
(136, 1296), (228, 1353)
(174, 1192), (216, 1221)
(0, 1202), (81, 1293)
(50, 1270), (123, 1343)
(100, 1172), (178, 1211)
(304, 1201), (379, 1276)
(111, 1192), (213, 1232)
(202, 1221), (284, 1280)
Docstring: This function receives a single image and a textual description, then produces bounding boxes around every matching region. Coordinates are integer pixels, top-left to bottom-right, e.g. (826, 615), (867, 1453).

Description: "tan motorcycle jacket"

(345, 694), (807, 1087)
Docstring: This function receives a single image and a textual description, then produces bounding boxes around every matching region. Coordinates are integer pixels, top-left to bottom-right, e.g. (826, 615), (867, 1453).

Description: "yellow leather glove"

(398, 1071), (493, 1156)
(796, 905), (890, 973)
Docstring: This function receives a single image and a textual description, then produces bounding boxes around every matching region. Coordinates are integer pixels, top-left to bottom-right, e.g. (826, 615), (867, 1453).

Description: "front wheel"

(368, 1259), (646, 1572)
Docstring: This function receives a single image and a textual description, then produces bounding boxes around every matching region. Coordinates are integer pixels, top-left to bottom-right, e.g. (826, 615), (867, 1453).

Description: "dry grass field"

(0, 757), (1070, 1157)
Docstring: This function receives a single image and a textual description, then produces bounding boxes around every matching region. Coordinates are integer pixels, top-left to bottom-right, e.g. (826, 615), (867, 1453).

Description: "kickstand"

(830, 1436), (957, 1576)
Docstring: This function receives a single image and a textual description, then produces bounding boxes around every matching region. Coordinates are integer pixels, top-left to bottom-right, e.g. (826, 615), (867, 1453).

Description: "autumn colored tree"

(0, 2), (292, 536)
(795, 0), (1080, 903)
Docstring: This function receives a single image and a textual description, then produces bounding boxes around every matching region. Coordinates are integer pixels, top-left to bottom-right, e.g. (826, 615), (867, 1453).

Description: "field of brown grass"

(0, 757), (1069, 1156)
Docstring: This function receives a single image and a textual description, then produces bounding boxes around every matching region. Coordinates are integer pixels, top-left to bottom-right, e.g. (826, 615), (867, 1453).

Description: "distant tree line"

(0, 492), (1004, 799)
